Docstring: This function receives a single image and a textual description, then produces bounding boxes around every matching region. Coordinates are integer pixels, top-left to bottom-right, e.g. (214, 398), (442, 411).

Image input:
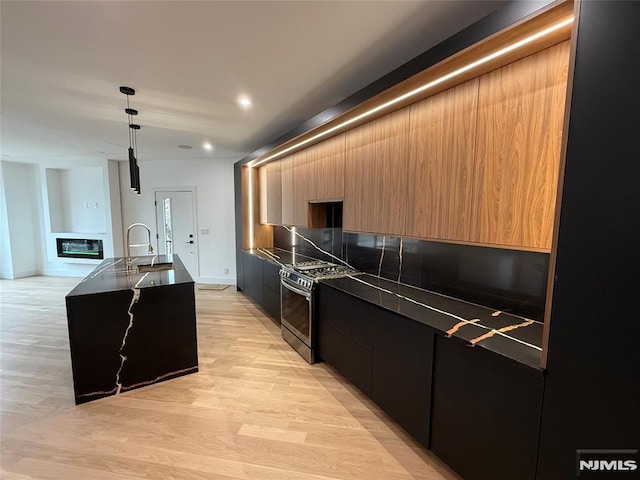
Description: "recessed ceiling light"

(177, 144), (193, 149)
(238, 96), (252, 109)
(203, 142), (214, 151)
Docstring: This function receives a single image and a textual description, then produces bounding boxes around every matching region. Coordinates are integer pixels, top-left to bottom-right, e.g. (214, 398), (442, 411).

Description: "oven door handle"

(281, 279), (312, 299)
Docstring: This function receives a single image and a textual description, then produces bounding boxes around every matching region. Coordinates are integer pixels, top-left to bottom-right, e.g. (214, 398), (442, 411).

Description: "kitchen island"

(65, 254), (198, 404)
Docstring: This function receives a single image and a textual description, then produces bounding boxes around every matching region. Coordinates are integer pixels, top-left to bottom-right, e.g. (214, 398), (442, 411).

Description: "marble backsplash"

(273, 226), (549, 321)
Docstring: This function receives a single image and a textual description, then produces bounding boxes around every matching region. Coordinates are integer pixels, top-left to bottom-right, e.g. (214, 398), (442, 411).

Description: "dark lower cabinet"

(262, 261), (281, 322)
(242, 252), (264, 305)
(240, 253), (281, 322)
(262, 286), (280, 322)
(317, 283), (373, 351)
(317, 284), (373, 395)
(317, 284), (433, 445)
(430, 336), (544, 480)
(317, 321), (372, 395)
(263, 261), (281, 292)
(372, 314), (433, 448)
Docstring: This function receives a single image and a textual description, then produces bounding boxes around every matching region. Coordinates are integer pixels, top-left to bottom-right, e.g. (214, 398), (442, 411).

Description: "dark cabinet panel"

(317, 321), (372, 396)
(262, 261), (281, 292)
(316, 284), (373, 351)
(318, 283), (433, 446)
(262, 260), (282, 321)
(262, 286), (280, 323)
(317, 284), (373, 395)
(430, 336), (543, 480)
(242, 252), (264, 305)
(372, 314), (433, 448)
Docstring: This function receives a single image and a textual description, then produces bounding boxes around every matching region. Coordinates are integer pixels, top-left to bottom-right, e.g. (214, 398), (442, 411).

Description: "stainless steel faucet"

(126, 223), (154, 271)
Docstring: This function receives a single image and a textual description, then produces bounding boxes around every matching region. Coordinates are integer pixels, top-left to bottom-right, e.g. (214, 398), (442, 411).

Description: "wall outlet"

(224, 268), (229, 274)
(200, 228), (209, 235)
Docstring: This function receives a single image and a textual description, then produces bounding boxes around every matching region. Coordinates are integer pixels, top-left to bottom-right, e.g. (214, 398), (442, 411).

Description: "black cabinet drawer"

(317, 284), (373, 351)
(263, 260), (281, 292)
(430, 335), (543, 480)
(242, 252), (263, 305)
(317, 321), (372, 396)
(372, 314), (433, 448)
(263, 286), (281, 322)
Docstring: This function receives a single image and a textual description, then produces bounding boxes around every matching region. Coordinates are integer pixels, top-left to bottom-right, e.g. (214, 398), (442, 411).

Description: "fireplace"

(56, 238), (104, 260)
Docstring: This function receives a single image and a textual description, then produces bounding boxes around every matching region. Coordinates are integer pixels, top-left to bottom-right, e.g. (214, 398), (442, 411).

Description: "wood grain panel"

(258, 165), (267, 225)
(250, 1), (573, 168)
(344, 108), (410, 235)
(265, 161), (282, 225)
(306, 133), (346, 202)
(406, 78), (479, 241)
(470, 41), (571, 250)
(242, 166), (273, 249)
(280, 155), (294, 225)
(291, 150), (309, 227)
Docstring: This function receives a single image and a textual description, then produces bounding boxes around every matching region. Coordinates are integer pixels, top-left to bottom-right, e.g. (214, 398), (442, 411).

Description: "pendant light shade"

(121, 86), (142, 194)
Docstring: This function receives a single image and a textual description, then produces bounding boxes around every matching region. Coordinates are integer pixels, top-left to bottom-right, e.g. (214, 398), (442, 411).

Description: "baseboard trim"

(197, 276), (237, 286)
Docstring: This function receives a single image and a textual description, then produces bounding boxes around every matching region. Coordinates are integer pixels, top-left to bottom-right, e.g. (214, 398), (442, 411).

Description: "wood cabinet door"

(471, 42), (570, 250)
(305, 133), (346, 202)
(263, 161), (282, 225)
(344, 108), (410, 235)
(291, 149), (310, 227)
(406, 79), (479, 241)
(281, 154), (294, 225)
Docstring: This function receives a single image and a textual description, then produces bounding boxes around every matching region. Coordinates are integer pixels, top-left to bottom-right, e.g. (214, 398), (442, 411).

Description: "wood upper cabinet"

(305, 133), (346, 202)
(259, 161), (282, 225)
(470, 42), (570, 251)
(406, 78), (479, 241)
(344, 108), (410, 235)
(292, 149), (310, 226)
(281, 154), (294, 225)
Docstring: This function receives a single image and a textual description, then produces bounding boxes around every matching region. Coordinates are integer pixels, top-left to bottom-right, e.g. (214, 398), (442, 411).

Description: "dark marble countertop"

(245, 248), (543, 371)
(67, 254), (194, 297)
(245, 247), (321, 267)
(320, 273), (543, 370)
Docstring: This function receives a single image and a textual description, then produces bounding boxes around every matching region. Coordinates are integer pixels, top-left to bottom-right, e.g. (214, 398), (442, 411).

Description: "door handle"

(186, 240), (194, 244)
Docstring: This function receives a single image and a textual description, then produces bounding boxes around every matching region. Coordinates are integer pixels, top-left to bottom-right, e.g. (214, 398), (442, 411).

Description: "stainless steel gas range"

(279, 260), (356, 363)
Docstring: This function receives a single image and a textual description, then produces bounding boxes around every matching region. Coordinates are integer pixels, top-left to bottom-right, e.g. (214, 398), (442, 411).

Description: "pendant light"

(120, 86), (141, 194)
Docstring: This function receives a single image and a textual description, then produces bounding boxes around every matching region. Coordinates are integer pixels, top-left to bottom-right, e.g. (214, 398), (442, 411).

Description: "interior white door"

(154, 190), (197, 278)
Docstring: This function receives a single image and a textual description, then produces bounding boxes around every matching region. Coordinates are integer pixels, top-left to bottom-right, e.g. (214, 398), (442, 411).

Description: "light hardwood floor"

(0, 276), (460, 480)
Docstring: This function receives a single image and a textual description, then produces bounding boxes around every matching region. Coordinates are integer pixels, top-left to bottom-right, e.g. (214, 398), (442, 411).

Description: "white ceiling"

(1, 0), (504, 164)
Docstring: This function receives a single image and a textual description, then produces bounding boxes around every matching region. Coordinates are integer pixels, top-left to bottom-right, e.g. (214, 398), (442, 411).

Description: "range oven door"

(280, 278), (314, 363)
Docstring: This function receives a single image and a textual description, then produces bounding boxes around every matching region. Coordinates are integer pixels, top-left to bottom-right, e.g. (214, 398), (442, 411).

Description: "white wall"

(0, 162), (13, 278)
(39, 159), (122, 277)
(119, 158), (237, 284)
(1, 161), (43, 278)
(51, 166), (106, 233)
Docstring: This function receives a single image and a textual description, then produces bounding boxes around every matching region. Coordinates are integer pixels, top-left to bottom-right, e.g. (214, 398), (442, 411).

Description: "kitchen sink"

(137, 262), (174, 273)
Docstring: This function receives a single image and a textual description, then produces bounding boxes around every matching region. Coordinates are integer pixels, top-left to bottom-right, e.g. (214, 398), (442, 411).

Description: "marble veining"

(257, 248), (284, 266)
(77, 366), (199, 400)
(377, 236), (386, 277)
(397, 237), (403, 284)
(267, 228), (545, 367)
(469, 319), (535, 346)
(67, 254), (199, 404)
(115, 272), (148, 394)
(80, 258), (125, 283)
(282, 225), (354, 269)
(345, 273), (541, 351)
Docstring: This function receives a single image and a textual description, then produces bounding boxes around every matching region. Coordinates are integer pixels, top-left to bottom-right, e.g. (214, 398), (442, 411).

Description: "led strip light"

(248, 16), (574, 169)
(246, 15), (574, 250)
